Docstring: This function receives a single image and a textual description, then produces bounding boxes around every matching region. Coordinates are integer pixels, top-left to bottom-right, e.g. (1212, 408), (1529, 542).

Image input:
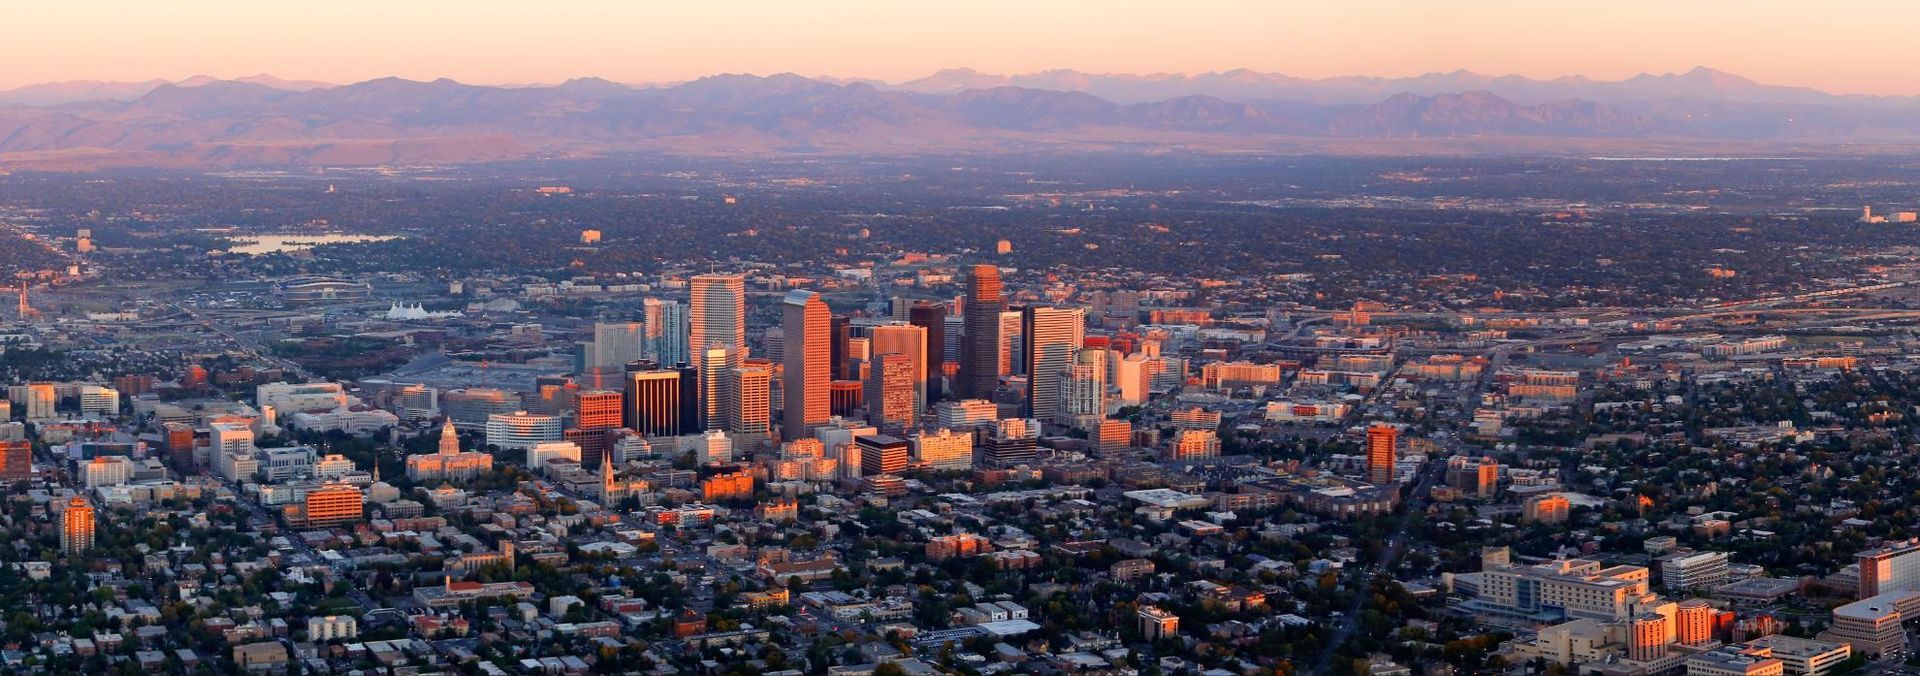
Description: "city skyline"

(6, 1), (1920, 96)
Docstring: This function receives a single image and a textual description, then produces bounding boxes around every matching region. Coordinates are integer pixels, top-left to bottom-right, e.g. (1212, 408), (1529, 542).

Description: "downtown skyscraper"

(1022, 305), (1086, 423)
(689, 273), (745, 369)
(782, 290), (832, 436)
(957, 264), (1004, 399)
(642, 298), (691, 367)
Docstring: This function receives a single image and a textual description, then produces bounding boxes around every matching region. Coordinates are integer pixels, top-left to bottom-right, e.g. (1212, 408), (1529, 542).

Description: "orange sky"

(6, 1), (1918, 95)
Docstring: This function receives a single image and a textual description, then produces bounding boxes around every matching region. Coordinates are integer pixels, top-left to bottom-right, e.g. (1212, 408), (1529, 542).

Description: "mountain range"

(1, 67), (1916, 169)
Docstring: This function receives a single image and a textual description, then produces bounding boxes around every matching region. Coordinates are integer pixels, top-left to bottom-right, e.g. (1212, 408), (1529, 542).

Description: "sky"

(5, 1), (1918, 95)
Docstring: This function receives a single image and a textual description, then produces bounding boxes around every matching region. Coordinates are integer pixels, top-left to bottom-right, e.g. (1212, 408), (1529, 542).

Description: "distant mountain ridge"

(0, 68), (1917, 169)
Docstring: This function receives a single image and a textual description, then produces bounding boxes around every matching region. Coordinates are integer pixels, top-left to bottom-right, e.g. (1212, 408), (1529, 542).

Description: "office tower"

(943, 315), (963, 368)
(591, 321), (645, 370)
(77, 385), (117, 416)
(845, 337), (871, 379)
(888, 297), (912, 322)
(869, 322), (928, 412)
(865, 352), (917, 435)
(303, 483), (365, 529)
(1366, 425), (1398, 486)
(1022, 306), (1086, 423)
(934, 399), (999, 430)
(624, 369), (685, 438)
(911, 428), (974, 472)
(1061, 349), (1108, 425)
(830, 315), (851, 380)
(983, 418), (1040, 466)
(856, 434), (909, 476)
(24, 382), (54, 421)
(61, 496), (94, 554)
(0, 439), (29, 480)
(645, 299), (692, 367)
(700, 344), (741, 430)
(958, 264), (1004, 399)
(689, 274), (745, 369)
(829, 380), (863, 417)
(909, 302), (947, 400)
(782, 290), (831, 435)
(1095, 419), (1132, 454)
(999, 310), (1023, 376)
(570, 389), (623, 466)
(485, 412), (563, 451)
(164, 423), (195, 470)
(728, 360), (773, 446)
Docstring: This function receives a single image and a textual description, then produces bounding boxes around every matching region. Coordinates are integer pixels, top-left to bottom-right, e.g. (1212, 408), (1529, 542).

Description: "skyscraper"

(869, 322), (928, 412)
(782, 290), (831, 436)
(1060, 348), (1108, 425)
(624, 369), (686, 438)
(908, 302), (947, 400)
(1022, 306), (1086, 423)
(729, 359), (773, 447)
(571, 389), (624, 466)
(647, 299), (692, 367)
(689, 273), (745, 369)
(865, 352), (917, 435)
(700, 344), (741, 430)
(590, 321), (645, 370)
(1367, 425), (1398, 486)
(830, 315), (851, 380)
(958, 264), (1004, 399)
(61, 495), (93, 554)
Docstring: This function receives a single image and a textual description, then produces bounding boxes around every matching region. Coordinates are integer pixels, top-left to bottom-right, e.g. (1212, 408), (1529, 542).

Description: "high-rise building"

(1676, 599), (1714, 647)
(934, 399), (999, 430)
(829, 380), (863, 417)
(908, 302), (947, 400)
(911, 428), (974, 472)
(0, 439), (29, 480)
(1660, 550), (1730, 591)
(77, 385), (118, 417)
(1022, 306), (1086, 422)
(1060, 348), (1108, 425)
(869, 322), (928, 412)
(1366, 425), (1398, 486)
(855, 434), (909, 476)
(728, 360), (773, 445)
(700, 344), (741, 430)
(624, 369), (686, 438)
(782, 290), (831, 435)
(1628, 613), (1670, 662)
(1858, 538), (1920, 599)
(24, 382), (55, 421)
(689, 274), (745, 370)
(571, 389), (624, 466)
(829, 315), (850, 380)
(303, 482), (365, 529)
(983, 418), (1040, 466)
(590, 322), (645, 370)
(999, 310), (1023, 377)
(865, 352), (917, 435)
(61, 496), (93, 554)
(644, 299), (692, 367)
(958, 264), (1004, 399)
(163, 422), (196, 470)
(485, 412), (563, 451)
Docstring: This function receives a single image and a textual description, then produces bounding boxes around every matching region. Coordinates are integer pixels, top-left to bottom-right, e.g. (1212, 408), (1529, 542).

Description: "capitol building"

(406, 419), (492, 482)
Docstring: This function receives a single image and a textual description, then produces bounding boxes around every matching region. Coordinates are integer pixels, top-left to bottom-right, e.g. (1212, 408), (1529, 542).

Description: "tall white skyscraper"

(655, 301), (691, 367)
(782, 290), (831, 436)
(689, 273), (745, 370)
(700, 344), (741, 430)
(1061, 348), (1109, 425)
(1022, 306), (1086, 423)
(591, 321), (645, 369)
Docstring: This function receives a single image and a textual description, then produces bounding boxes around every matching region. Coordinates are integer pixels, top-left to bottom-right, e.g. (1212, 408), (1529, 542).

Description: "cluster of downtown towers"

(589, 264), (1088, 451)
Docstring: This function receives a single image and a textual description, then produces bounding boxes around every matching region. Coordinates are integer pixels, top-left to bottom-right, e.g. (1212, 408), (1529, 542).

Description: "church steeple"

(601, 448), (618, 502)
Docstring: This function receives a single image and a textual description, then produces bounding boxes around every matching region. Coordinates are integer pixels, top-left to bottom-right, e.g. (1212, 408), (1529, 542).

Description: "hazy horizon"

(9, 0), (1920, 95)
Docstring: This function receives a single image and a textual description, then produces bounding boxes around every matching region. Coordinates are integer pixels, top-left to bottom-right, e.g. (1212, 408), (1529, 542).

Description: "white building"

(912, 428), (975, 472)
(528, 441), (581, 468)
(256, 382), (351, 414)
(77, 385), (119, 416)
(486, 411), (562, 451)
(82, 456), (135, 487)
(307, 615), (358, 641)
